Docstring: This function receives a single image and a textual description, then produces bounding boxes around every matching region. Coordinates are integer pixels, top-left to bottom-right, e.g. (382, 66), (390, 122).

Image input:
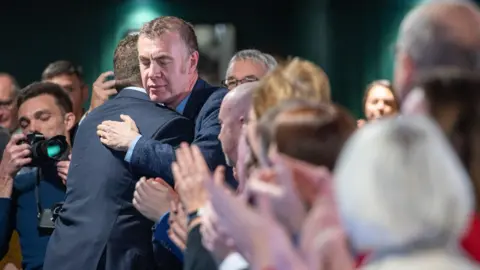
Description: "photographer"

(0, 82), (74, 270)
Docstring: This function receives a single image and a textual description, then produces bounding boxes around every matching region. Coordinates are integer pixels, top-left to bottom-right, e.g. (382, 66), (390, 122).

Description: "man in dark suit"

(43, 34), (194, 270)
(96, 16), (233, 265)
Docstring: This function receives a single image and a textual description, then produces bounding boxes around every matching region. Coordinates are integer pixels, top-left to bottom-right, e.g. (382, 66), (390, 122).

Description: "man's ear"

(64, 112), (76, 132)
(188, 51), (199, 74)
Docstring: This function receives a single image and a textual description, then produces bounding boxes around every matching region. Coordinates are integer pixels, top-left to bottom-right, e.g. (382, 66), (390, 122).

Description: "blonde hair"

(252, 57), (331, 118)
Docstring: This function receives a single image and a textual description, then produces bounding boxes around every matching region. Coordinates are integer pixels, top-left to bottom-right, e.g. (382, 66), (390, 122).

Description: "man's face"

(218, 100), (243, 166)
(364, 85), (398, 121)
(138, 33), (198, 106)
(18, 94), (75, 140)
(45, 74), (87, 118)
(224, 60), (268, 90)
(0, 76), (18, 131)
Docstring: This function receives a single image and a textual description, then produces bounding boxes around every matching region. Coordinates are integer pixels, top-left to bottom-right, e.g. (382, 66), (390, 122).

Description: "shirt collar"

(175, 94), (191, 114)
(123, 86), (147, 93)
(123, 87), (165, 106)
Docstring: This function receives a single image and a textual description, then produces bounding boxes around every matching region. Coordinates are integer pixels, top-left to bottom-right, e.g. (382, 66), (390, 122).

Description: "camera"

(17, 132), (70, 167)
(38, 202), (63, 230)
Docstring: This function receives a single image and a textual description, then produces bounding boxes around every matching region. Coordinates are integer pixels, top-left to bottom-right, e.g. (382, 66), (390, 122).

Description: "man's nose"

(27, 121), (41, 134)
(149, 62), (163, 78)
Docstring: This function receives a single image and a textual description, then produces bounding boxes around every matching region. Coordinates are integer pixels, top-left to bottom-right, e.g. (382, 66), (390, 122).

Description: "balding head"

(0, 73), (20, 132)
(394, 1), (480, 102)
(218, 82), (258, 166)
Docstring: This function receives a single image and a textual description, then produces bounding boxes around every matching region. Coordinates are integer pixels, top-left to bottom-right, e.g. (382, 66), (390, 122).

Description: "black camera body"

(18, 132), (70, 167)
(38, 202), (63, 230)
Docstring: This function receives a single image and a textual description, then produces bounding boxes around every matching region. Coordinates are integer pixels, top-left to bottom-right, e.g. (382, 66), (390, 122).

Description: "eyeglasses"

(221, 75), (259, 89)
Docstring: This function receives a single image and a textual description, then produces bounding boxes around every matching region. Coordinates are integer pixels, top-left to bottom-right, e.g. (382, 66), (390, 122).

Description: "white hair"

(397, 1), (480, 72)
(225, 49), (277, 77)
(334, 116), (473, 252)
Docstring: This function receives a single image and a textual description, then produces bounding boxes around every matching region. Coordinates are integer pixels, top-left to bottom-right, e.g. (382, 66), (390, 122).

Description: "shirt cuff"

(125, 135), (142, 163)
(219, 252), (249, 270)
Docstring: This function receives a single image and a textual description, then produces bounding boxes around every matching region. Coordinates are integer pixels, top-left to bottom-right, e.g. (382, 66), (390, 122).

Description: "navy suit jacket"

(42, 88), (194, 270)
(127, 79), (235, 266)
(129, 78), (235, 185)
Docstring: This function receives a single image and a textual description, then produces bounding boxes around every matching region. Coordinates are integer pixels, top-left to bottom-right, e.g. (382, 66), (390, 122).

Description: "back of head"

(258, 99), (355, 170)
(398, 1), (480, 72)
(252, 57), (331, 118)
(415, 68), (480, 210)
(113, 34), (142, 90)
(334, 116), (473, 252)
(224, 82), (258, 116)
(41, 60), (84, 83)
(140, 16), (198, 54)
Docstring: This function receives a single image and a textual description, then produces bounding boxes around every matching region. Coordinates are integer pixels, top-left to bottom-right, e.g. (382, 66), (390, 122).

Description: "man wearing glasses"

(221, 49), (277, 90)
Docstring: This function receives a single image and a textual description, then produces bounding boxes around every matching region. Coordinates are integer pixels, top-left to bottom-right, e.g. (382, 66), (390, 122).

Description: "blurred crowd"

(0, 1), (479, 270)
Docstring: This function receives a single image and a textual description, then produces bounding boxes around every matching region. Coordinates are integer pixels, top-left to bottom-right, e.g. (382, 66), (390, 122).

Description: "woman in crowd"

(357, 80), (399, 127)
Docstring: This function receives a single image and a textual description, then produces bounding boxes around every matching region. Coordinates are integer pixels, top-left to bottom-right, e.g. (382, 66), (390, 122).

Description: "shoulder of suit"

(203, 86), (228, 106)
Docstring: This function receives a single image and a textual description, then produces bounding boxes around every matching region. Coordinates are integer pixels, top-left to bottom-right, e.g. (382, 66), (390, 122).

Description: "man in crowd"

(97, 16), (231, 184)
(0, 82), (75, 270)
(222, 49), (277, 90)
(43, 34), (194, 270)
(42, 60), (89, 144)
(0, 74), (20, 133)
(393, 0), (480, 103)
(218, 82), (257, 173)
(182, 82), (257, 270)
(96, 16), (233, 267)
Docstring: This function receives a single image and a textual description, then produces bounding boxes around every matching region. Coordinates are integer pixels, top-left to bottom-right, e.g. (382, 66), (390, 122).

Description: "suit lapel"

(182, 79), (216, 120)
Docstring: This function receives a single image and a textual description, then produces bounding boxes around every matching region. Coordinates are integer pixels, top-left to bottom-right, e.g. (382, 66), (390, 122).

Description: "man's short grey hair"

(397, 2), (480, 72)
(226, 49), (278, 76)
(0, 73), (21, 97)
(334, 116), (473, 252)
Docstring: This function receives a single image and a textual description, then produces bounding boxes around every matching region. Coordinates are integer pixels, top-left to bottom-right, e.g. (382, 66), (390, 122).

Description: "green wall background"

(0, 0), (434, 117)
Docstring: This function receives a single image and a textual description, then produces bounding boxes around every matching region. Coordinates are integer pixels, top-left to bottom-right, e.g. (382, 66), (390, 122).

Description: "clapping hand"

(204, 166), (307, 270)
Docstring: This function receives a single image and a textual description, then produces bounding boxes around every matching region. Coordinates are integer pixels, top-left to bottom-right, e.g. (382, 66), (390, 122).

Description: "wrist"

(0, 174), (14, 198)
(186, 202), (205, 214)
(187, 216), (202, 231)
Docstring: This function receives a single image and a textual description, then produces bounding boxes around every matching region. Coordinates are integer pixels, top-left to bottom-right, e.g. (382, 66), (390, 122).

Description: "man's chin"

(148, 92), (166, 103)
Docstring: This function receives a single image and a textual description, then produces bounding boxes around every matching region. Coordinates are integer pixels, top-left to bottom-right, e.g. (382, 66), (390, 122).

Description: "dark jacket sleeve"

(130, 90), (236, 188)
(190, 90), (236, 189)
(0, 197), (15, 259)
(130, 116), (194, 186)
(184, 224), (217, 270)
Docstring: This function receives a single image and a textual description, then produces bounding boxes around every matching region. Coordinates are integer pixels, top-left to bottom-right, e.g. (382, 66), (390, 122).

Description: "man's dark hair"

(17, 82), (73, 114)
(41, 60), (84, 83)
(257, 99), (356, 171)
(113, 34), (142, 90)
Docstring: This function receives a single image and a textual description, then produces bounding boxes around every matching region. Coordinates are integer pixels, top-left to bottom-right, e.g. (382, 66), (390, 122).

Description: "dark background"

(1, 0), (468, 116)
